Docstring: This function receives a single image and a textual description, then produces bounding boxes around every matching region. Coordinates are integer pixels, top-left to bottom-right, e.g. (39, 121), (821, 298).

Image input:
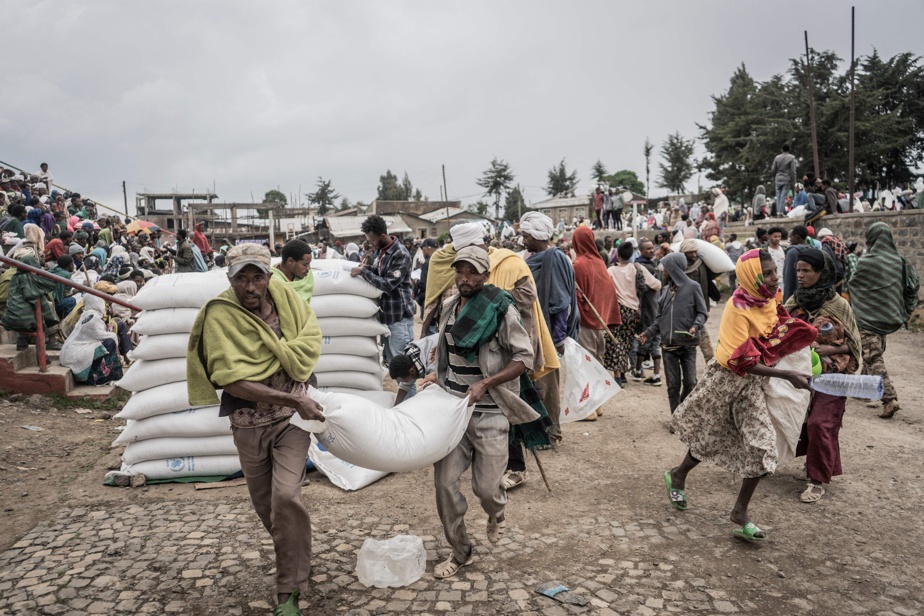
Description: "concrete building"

(400, 208), (493, 239)
(531, 195), (592, 226)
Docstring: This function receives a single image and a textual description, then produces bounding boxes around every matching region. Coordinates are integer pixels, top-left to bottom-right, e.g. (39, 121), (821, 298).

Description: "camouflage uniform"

(860, 331), (897, 404)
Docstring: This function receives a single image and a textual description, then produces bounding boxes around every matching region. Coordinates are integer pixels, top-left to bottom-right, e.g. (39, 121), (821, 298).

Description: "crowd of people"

(1, 160), (921, 613)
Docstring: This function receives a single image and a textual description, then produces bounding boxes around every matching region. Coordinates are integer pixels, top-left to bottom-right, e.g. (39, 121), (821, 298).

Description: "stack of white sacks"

(111, 260), (387, 482)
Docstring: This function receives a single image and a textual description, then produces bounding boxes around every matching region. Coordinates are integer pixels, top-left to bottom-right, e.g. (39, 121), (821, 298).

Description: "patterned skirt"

(671, 359), (779, 478)
(603, 305), (640, 374)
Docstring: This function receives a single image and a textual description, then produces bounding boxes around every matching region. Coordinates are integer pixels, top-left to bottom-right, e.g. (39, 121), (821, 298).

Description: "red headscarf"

(571, 226), (621, 329)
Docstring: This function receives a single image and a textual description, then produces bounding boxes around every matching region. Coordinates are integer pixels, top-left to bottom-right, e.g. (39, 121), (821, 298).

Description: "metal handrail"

(0, 253), (142, 312)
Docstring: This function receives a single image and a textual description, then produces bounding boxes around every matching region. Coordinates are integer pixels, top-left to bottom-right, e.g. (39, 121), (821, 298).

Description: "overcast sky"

(2, 0), (921, 216)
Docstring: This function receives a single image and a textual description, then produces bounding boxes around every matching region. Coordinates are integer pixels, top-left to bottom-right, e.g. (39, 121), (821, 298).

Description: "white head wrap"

(450, 221), (486, 249)
(519, 211), (554, 241)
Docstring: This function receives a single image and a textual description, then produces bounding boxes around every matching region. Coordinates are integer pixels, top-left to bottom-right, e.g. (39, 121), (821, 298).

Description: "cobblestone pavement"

(1, 499), (922, 616)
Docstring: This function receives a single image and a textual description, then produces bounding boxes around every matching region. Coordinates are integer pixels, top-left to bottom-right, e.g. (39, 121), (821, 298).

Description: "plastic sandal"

(502, 470), (527, 490)
(732, 522), (768, 542)
(273, 590), (300, 616)
(799, 483), (825, 503)
(433, 553), (475, 579)
(663, 471), (687, 511)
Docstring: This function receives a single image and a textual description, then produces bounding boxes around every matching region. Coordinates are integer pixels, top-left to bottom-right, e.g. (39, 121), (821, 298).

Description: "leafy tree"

(401, 173), (414, 200)
(467, 200), (490, 216)
(643, 138), (654, 197)
(658, 132), (695, 194)
(413, 188), (424, 201)
(604, 169), (645, 194)
(544, 159), (579, 197)
(503, 186), (527, 221)
(377, 170), (406, 201)
(476, 158), (515, 218)
(259, 189), (287, 219)
(338, 197), (352, 211)
(306, 177), (340, 217)
(591, 159), (609, 184)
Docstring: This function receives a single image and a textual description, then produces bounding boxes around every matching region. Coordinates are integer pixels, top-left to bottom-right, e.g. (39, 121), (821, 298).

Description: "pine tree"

(591, 160), (609, 184)
(544, 159), (579, 197)
(306, 177), (340, 217)
(476, 158), (515, 218)
(657, 133), (695, 194)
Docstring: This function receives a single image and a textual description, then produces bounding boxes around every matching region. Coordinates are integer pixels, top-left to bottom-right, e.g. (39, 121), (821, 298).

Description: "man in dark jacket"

(631, 238), (663, 385)
(166, 229), (196, 273)
(782, 225), (811, 301)
(679, 239), (716, 361)
(637, 252), (708, 415)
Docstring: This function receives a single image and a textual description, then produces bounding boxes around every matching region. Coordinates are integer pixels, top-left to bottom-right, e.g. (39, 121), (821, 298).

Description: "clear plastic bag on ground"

(355, 535), (426, 588)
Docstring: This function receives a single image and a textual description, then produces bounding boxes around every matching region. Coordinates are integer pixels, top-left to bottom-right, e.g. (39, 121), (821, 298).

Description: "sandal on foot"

(732, 522), (768, 542)
(502, 470), (527, 490)
(664, 471), (687, 511)
(800, 483), (825, 503)
(487, 515), (507, 544)
(433, 553), (475, 579)
(274, 590), (300, 616)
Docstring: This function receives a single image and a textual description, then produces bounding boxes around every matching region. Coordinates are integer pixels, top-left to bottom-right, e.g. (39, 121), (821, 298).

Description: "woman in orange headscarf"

(663, 249), (816, 542)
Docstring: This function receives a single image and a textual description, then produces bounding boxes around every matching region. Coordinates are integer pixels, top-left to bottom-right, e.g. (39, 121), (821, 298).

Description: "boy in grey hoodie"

(637, 252), (708, 414)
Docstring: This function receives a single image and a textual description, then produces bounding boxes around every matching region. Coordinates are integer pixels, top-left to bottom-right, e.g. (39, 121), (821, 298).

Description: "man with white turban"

(519, 211), (554, 242)
(421, 221), (489, 335)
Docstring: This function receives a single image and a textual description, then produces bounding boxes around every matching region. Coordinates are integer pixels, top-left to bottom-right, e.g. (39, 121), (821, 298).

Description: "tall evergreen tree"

(591, 159), (609, 184)
(306, 177), (340, 217)
(476, 158), (515, 218)
(658, 132), (695, 194)
(503, 186), (527, 221)
(401, 173), (414, 200)
(544, 159), (579, 197)
(377, 170), (405, 201)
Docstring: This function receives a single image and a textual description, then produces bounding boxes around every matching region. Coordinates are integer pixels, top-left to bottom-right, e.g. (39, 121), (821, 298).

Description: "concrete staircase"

(0, 328), (118, 400)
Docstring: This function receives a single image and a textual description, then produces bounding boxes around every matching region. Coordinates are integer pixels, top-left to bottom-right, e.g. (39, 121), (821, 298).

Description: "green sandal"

(664, 471), (687, 511)
(732, 522), (768, 542)
(274, 590), (301, 616)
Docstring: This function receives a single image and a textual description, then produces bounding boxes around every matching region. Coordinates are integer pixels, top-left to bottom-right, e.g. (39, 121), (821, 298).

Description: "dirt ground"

(1, 304), (923, 613)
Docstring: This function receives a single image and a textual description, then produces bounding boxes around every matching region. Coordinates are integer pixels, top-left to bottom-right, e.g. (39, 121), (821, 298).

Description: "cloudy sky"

(2, 0), (921, 216)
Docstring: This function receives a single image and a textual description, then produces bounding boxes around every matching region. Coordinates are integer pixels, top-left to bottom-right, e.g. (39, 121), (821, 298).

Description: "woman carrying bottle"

(664, 249), (815, 541)
(784, 249), (862, 503)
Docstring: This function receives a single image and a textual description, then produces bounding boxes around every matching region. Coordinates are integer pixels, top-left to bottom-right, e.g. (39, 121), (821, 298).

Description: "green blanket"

(271, 266), (314, 304)
(187, 277), (322, 406)
(512, 373), (553, 451)
(0, 255), (59, 332)
(450, 284), (514, 362)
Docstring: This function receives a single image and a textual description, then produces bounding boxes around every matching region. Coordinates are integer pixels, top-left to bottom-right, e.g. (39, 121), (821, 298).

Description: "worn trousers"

(507, 369), (561, 472)
(434, 412), (509, 563)
(663, 346), (697, 414)
(860, 331), (898, 404)
(232, 420), (312, 595)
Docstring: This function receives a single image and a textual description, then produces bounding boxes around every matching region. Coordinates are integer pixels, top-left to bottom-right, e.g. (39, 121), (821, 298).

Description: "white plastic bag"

(317, 317), (389, 338)
(763, 347), (812, 469)
(120, 454), (241, 479)
(112, 407), (227, 446)
(311, 295), (380, 319)
(117, 357), (187, 392)
(559, 338), (622, 423)
(132, 308), (201, 336)
(320, 336), (380, 357)
(356, 535), (426, 588)
(308, 435), (389, 491)
(132, 270), (230, 310)
(293, 386), (473, 473)
(128, 333), (190, 361)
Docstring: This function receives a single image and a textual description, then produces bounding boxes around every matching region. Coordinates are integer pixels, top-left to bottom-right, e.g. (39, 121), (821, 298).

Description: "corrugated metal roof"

(323, 215), (411, 238)
(416, 207), (489, 223)
(532, 195), (591, 208)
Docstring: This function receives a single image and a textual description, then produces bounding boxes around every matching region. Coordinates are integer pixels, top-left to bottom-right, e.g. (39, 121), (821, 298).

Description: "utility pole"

(122, 181), (129, 218)
(442, 164), (449, 223)
(848, 6), (856, 207)
(517, 183), (522, 220)
(805, 31), (820, 178)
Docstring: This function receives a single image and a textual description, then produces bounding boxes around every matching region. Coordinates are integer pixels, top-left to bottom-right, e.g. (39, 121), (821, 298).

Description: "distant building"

(531, 195), (592, 225)
(371, 200), (461, 217)
(321, 215), (411, 244)
(400, 207), (493, 239)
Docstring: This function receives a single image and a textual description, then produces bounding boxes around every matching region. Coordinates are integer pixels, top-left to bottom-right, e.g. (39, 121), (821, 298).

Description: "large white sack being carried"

(117, 381), (218, 420)
(317, 317), (389, 337)
(312, 269), (382, 299)
(132, 308), (201, 336)
(117, 357), (186, 392)
(291, 387), (473, 473)
(121, 454), (241, 480)
(763, 347), (812, 469)
(670, 238), (736, 273)
(315, 371), (383, 391)
(560, 338), (622, 423)
(128, 333), (190, 361)
(122, 434), (238, 465)
(308, 435), (389, 491)
(311, 258), (355, 271)
(132, 270), (230, 310)
(321, 336), (380, 357)
(317, 389), (396, 406)
(311, 295), (380, 319)
(112, 407), (227, 446)
(315, 354), (383, 375)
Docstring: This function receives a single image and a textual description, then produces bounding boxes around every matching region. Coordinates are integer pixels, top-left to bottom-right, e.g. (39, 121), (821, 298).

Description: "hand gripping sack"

(291, 386), (473, 473)
(559, 337), (622, 423)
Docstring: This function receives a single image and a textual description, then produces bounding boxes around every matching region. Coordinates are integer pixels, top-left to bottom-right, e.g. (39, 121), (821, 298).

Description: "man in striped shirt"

(430, 246), (536, 580)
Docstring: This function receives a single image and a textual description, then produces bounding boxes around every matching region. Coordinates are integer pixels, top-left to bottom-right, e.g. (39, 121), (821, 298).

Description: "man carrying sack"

(430, 246), (551, 579)
(187, 243), (323, 616)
